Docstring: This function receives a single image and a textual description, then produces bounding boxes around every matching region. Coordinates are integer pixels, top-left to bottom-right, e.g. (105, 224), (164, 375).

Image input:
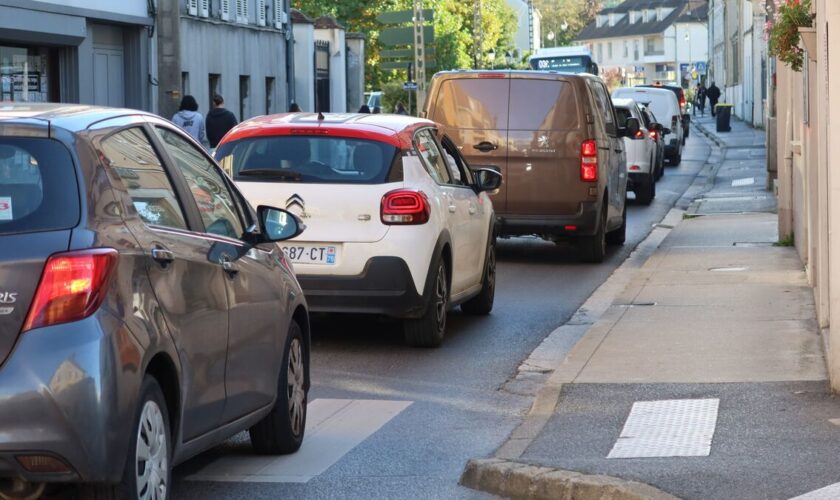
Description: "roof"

(313, 16), (344, 30)
(611, 97), (639, 108)
(0, 103), (148, 134)
(290, 9), (314, 24)
(576, 0), (707, 42)
(220, 113), (435, 149)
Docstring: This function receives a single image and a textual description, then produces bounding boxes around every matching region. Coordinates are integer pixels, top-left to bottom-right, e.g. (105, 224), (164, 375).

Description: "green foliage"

(533, 0), (599, 48)
(381, 80), (416, 114)
(775, 233), (795, 247)
(766, 0), (814, 72)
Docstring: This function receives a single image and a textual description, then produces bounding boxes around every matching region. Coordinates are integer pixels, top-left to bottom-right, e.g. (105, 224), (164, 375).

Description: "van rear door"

(428, 74), (510, 211)
(506, 75), (584, 216)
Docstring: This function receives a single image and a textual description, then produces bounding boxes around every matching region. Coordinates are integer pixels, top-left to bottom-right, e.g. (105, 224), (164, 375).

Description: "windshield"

(529, 56), (590, 73)
(216, 135), (401, 184)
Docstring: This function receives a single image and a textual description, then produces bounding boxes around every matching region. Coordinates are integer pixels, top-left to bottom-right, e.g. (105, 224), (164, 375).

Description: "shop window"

(181, 72), (189, 97)
(0, 45), (57, 102)
(209, 73), (221, 109)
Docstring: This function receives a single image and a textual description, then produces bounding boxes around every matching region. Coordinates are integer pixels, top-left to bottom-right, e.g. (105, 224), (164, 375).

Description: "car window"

(615, 107), (632, 127)
(589, 82), (617, 136)
(154, 127), (244, 240)
(432, 78), (510, 130)
(100, 128), (188, 230)
(0, 138), (79, 235)
(438, 136), (474, 187)
(509, 79), (579, 130)
(415, 129), (452, 184)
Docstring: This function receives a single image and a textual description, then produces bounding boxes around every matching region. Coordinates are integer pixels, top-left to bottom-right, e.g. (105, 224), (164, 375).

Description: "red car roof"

(219, 112), (434, 149)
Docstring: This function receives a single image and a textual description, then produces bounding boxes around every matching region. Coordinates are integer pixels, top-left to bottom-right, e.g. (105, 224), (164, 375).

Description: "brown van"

(423, 70), (639, 262)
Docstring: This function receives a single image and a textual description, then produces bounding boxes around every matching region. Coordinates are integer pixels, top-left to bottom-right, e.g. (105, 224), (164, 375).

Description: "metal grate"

(607, 398), (719, 459)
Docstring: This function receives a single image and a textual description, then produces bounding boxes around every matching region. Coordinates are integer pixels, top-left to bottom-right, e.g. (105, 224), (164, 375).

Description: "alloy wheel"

(136, 401), (168, 500)
(434, 264), (448, 333)
(287, 337), (306, 437)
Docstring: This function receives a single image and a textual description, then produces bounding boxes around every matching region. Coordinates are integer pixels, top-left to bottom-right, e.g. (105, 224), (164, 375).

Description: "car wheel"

(79, 377), (172, 500)
(250, 321), (308, 454)
(635, 174), (655, 205)
(461, 243), (495, 315)
(404, 259), (448, 347)
(578, 203), (607, 263)
(606, 202), (626, 246)
(671, 150), (682, 166)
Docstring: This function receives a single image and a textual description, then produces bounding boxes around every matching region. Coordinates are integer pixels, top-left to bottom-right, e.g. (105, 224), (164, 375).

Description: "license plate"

(281, 244), (337, 265)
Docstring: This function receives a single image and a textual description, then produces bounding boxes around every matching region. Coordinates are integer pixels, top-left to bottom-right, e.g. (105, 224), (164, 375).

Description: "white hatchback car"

(215, 113), (502, 347)
(612, 98), (658, 205)
(612, 86), (685, 165)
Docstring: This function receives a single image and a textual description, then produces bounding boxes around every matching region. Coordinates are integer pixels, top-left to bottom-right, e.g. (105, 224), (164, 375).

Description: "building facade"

(506, 0), (542, 57)
(0, 0), (153, 109)
(576, 0), (708, 88)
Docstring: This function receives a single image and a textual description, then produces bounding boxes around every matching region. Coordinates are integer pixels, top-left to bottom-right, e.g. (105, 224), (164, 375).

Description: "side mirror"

(472, 166), (502, 193)
(623, 117), (641, 138)
(649, 122), (663, 132)
(255, 206), (305, 242)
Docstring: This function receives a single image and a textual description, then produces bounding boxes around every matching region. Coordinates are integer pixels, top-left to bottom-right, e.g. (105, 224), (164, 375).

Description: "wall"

(314, 26), (346, 113)
(293, 22), (315, 113)
(345, 34), (365, 112)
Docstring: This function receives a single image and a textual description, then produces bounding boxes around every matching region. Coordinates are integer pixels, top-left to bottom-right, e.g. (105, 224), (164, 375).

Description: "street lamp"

(546, 31), (555, 48)
(488, 48), (496, 69)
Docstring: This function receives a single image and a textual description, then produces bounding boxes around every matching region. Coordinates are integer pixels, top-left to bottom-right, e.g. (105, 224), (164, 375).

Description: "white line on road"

(789, 482), (840, 499)
(187, 399), (412, 483)
(607, 398), (719, 459)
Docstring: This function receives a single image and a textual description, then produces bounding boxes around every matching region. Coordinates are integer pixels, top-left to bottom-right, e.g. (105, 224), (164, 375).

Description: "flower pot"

(799, 27), (817, 61)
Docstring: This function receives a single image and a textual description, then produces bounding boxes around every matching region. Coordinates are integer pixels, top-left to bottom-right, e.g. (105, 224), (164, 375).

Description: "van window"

(509, 80), (579, 130)
(615, 90), (673, 127)
(433, 79), (510, 130)
(588, 82), (617, 135)
(0, 138), (79, 235)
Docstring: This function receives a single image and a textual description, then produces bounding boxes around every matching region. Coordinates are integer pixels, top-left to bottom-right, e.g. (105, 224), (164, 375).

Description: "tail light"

(22, 249), (119, 333)
(649, 130), (659, 141)
(580, 139), (598, 182)
(381, 189), (430, 225)
(679, 95), (686, 109)
(633, 130), (645, 140)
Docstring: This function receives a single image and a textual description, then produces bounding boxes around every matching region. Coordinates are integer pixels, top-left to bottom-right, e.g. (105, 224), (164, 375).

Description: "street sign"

(403, 82), (418, 90)
(381, 47), (436, 59)
(376, 9), (433, 25)
(381, 60), (437, 71)
(695, 61), (707, 73)
(379, 26), (434, 46)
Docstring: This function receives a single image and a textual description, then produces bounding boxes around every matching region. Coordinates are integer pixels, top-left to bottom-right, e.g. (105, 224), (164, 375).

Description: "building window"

(597, 43), (603, 63)
(239, 75), (250, 120)
(274, 0), (286, 28)
(208, 73), (221, 109)
(181, 72), (189, 97)
(634, 40), (639, 61)
(257, 0), (266, 26)
(265, 77), (275, 115)
(0, 45), (59, 102)
(236, 0), (248, 24)
(624, 41), (629, 58)
(608, 42), (613, 59)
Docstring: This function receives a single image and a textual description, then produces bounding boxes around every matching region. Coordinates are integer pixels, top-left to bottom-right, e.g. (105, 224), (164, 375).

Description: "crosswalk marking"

(789, 483), (840, 500)
(187, 399), (412, 483)
(607, 399), (719, 459)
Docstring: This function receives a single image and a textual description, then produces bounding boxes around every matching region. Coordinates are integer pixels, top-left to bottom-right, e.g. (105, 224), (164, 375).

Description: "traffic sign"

(403, 82), (418, 90)
(376, 9), (433, 25)
(381, 60), (437, 71)
(379, 26), (434, 46)
(381, 47), (436, 59)
(695, 61), (707, 73)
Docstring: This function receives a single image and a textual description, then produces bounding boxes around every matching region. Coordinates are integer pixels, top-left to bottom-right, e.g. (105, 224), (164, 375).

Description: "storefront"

(0, 45), (59, 102)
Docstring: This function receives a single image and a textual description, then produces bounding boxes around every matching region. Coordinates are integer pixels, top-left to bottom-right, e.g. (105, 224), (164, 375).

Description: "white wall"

(314, 27), (346, 113)
(293, 23), (315, 113)
(35, 0), (148, 18)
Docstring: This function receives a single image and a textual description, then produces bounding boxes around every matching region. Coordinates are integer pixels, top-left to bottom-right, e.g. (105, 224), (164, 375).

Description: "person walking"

(706, 82), (721, 117)
(288, 102), (302, 112)
(172, 95), (208, 147)
(693, 84), (706, 117)
(205, 94), (238, 149)
(395, 102), (408, 115)
(358, 104), (371, 113)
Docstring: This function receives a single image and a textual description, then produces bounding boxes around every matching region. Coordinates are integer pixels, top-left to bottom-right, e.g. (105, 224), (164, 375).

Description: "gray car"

(0, 104), (310, 499)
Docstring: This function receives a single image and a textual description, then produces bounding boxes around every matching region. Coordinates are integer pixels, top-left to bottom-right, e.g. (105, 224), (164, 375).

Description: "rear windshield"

(616, 91), (675, 124)
(0, 138), (79, 235)
(216, 136), (401, 184)
(433, 79), (510, 130)
(509, 79), (579, 130)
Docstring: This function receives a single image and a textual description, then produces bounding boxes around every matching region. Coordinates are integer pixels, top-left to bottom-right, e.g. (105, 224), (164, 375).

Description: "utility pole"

(413, 0), (427, 113)
(527, 0), (534, 53)
(473, 0), (483, 69)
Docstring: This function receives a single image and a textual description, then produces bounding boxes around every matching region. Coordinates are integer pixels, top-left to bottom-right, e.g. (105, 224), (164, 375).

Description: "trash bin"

(716, 103), (733, 132)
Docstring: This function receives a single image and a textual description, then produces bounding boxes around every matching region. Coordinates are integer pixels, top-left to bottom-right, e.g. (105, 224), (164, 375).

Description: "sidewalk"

(462, 118), (840, 499)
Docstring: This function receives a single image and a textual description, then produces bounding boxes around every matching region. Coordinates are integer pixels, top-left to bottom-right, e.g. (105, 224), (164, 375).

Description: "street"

(170, 134), (711, 499)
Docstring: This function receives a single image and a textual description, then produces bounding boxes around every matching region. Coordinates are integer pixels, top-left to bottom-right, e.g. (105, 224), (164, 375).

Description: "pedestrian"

(205, 94), (238, 149)
(358, 104), (371, 113)
(697, 83), (707, 116)
(692, 84), (706, 117)
(288, 102), (302, 112)
(706, 82), (721, 117)
(373, 106), (381, 114)
(172, 95), (208, 147)
(395, 101), (408, 115)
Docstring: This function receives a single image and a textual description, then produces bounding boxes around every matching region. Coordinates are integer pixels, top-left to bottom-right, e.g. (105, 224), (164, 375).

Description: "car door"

(414, 128), (472, 296)
(96, 123), (229, 440)
(151, 124), (289, 421)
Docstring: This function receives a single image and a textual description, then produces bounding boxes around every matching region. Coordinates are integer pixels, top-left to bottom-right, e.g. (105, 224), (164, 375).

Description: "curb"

(460, 459), (680, 500)
(693, 120), (726, 149)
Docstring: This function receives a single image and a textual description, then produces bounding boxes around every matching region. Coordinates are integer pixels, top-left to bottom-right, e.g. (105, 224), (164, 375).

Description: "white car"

(612, 98), (658, 205)
(215, 113), (502, 347)
(612, 86), (685, 165)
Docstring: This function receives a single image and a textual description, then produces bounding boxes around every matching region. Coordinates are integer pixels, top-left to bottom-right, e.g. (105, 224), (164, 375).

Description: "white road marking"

(607, 398), (719, 459)
(731, 177), (756, 187)
(187, 399), (412, 483)
(789, 482), (840, 499)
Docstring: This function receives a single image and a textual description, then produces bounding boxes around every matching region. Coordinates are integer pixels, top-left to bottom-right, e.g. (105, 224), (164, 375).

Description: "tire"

(250, 321), (308, 454)
(578, 203), (607, 263)
(635, 174), (655, 205)
(79, 377), (172, 500)
(461, 243), (496, 315)
(606, 202), (626, 246)
(404, 259), (448, 347)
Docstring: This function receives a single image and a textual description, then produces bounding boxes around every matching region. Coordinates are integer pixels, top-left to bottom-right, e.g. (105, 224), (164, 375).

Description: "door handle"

(614, 148), (623, 153)
(151, 247), (174, 265)
(220, 254), (239, 276)
(473, 141), (498, 153)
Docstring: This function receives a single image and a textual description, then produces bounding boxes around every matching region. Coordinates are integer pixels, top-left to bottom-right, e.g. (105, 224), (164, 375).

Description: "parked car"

(365, 91), (382, 111)
(423, 70), (639, 262)
(216, 113), (502, 347)
(638, 104), (669, 181)
(0, 104), (310, 500)
(612, 98), (658, 205)
(637, 83), (690, 141)
(612, 86), (685, 166)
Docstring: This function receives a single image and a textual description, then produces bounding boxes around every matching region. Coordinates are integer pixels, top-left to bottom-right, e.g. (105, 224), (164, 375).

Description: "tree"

(534, 0), (600, 47)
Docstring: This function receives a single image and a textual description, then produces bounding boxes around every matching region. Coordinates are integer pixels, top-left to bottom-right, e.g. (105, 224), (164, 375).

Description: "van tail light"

(22, 249), (119, 333)
(679, 95), (686, 108)
(580, 139), (598, 182)
(634, 130), (645, 140)
(381, 189), (430, 225)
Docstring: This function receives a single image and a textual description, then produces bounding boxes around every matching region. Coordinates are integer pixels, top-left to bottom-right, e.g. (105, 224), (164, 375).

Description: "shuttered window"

(187, 0), (198, 16)
(274, 0), (286, 29)
(199, 0), (209, 17)
(236, 0), (248, 24)
(220, 0), (231, 21)
(257, 0), (266, 26)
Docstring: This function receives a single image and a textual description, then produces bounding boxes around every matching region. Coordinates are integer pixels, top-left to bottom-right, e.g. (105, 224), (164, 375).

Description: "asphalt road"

(172, 133), (712, 499)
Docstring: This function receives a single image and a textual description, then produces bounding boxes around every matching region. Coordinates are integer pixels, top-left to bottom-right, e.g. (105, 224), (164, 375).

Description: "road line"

(187, 398), (412, 483)
(607, 398), (719, 459)
(789, 482), (840, 499)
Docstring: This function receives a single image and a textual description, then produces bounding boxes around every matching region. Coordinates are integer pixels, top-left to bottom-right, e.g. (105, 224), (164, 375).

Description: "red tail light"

(649, 130), (659, 141)
(580, 139), (598, 182)
(679, 95), (686, 108)
(381, 189), (430, 225)
(634, 130), (645, 139)
(22, 249), (119, 333)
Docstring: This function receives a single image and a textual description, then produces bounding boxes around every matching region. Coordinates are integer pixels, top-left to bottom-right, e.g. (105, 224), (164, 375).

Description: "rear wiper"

(238, 169), (302, 181)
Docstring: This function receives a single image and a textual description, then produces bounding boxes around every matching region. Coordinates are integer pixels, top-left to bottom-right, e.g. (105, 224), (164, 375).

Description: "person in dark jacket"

(395, 102), (408, 115)
(205, 95), (238, 148)
(288, 102), (302, 112)
(358, 104), (371, 113)
(706, 82), (722, 116)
